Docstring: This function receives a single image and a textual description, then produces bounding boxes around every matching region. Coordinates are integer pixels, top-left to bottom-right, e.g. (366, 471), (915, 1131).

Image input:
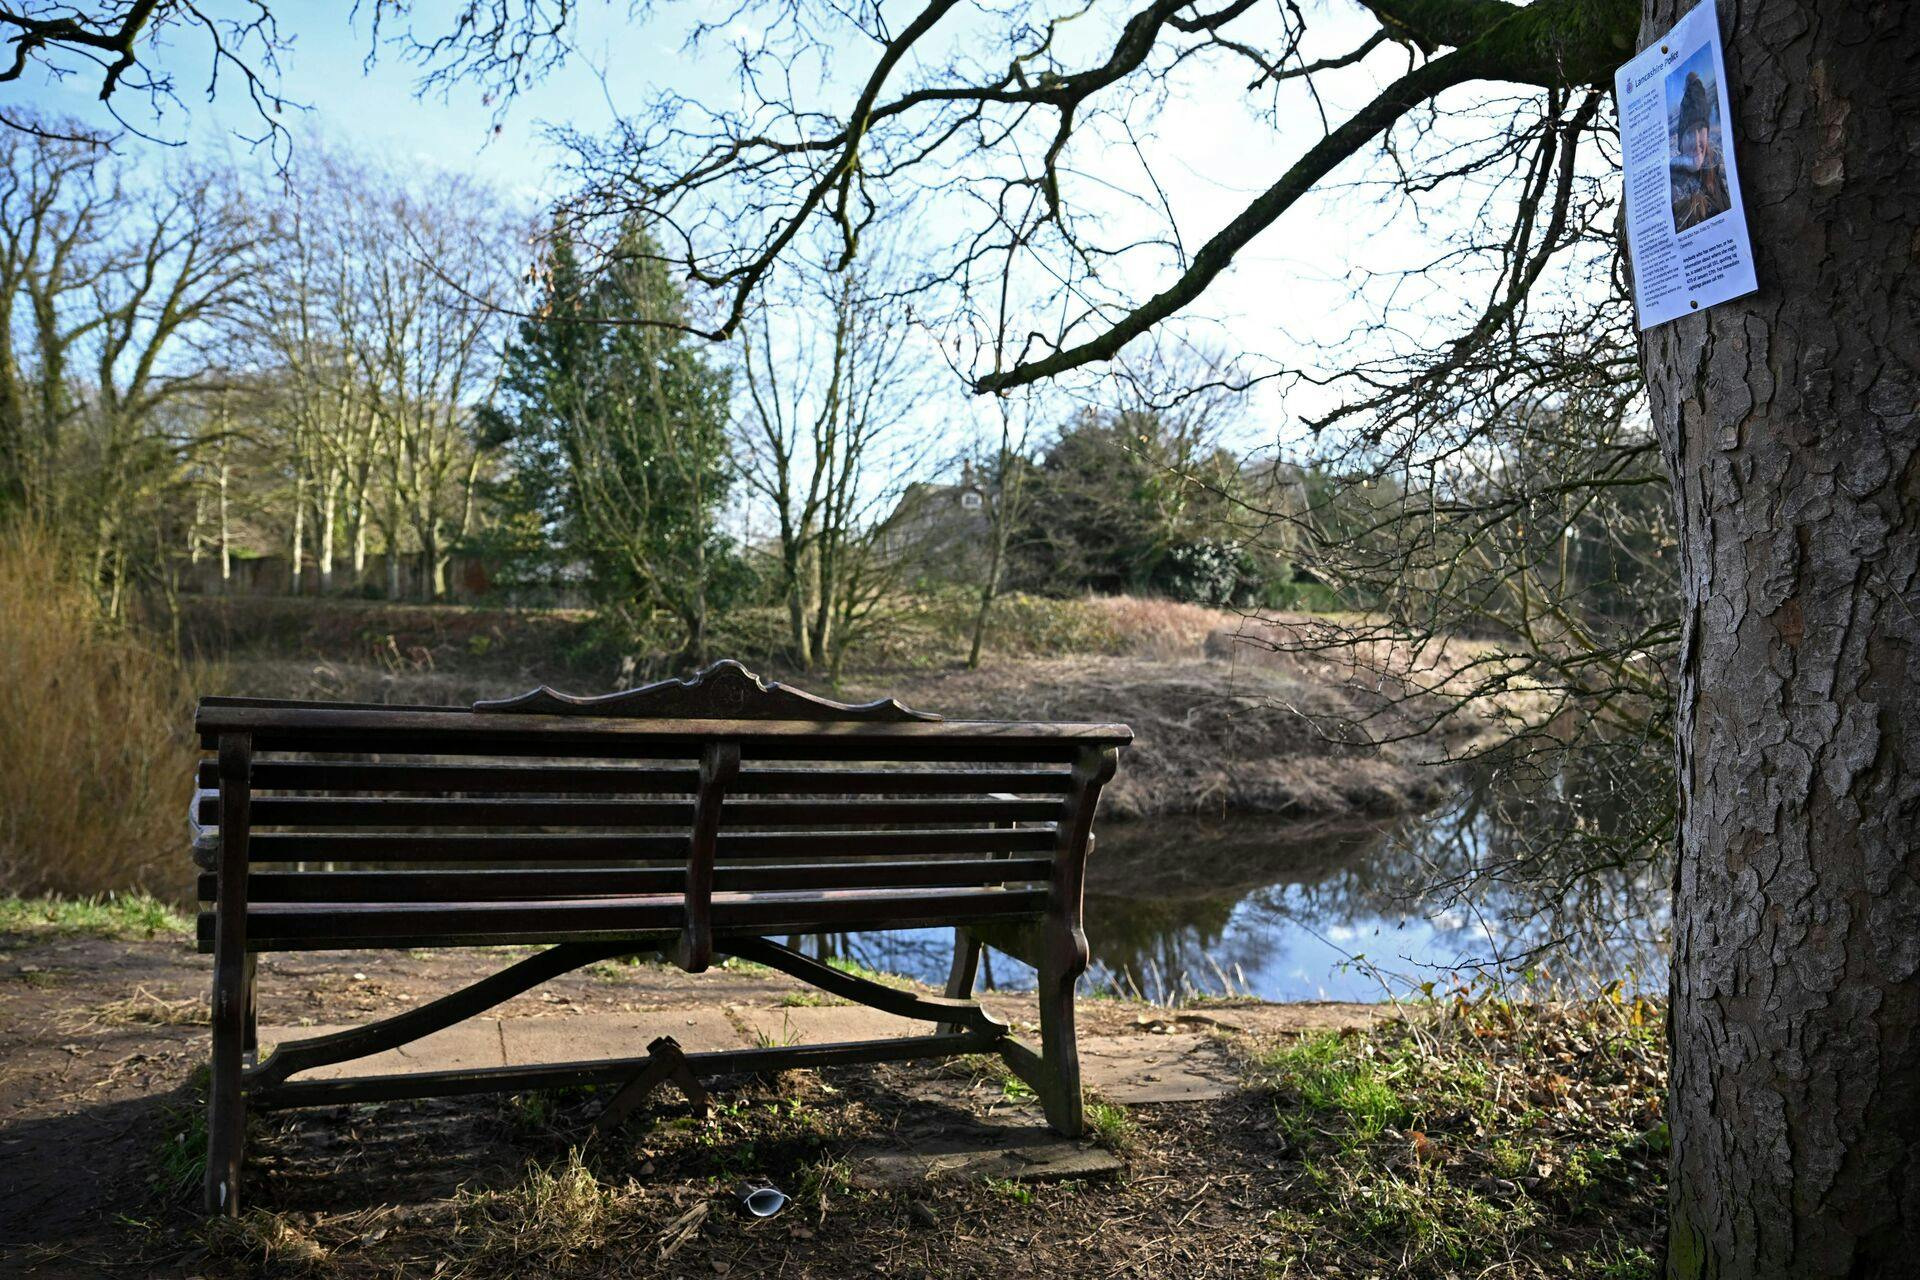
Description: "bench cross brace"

(246, 941), (651, 1098)
(593, 1036), (710, 1133)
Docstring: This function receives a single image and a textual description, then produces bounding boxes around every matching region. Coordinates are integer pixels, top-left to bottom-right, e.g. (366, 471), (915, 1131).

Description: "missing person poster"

(1615, 1), (1758, 329)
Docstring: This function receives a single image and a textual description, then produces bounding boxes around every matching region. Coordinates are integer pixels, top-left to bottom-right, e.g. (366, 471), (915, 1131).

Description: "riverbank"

(1, 900), (1664, 1278)
(187, 593), (1484, 825)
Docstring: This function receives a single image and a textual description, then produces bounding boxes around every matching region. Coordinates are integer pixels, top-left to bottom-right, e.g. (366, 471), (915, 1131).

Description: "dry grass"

(1085, 594), (1241, 660)
(63, 984), (207, 1030)
(0, 524), (200, 899)
(867, 657), (1450, 821)
(1208, 615), (1558, 741)
(202, 1208), (332, 1274)
(454, 1149), (654, 1275)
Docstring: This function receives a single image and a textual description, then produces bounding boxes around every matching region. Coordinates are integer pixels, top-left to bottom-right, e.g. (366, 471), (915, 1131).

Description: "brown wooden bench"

(191, 660), (1130, 1215)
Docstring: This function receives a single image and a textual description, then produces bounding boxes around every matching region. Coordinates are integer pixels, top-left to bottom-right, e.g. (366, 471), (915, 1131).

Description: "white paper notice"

(1615, 1), (1757, 329)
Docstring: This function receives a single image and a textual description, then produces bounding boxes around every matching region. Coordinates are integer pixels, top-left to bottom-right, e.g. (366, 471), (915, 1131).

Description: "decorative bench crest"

(472, 659), (941, 723)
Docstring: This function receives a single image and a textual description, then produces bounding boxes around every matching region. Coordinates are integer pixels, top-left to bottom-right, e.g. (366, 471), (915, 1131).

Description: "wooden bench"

(191, 660), (1130, 1215)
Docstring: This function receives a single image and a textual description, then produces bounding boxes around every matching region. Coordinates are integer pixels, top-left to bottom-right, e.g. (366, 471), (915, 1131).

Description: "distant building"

(876, 460), (993, 582)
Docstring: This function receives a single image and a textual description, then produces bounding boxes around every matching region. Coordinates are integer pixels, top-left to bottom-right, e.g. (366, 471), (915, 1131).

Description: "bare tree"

(242, 151), (386, 594)
(736, 243), (932, 674)
(0, 117), (257, 602)
(337, 164), (513, 600)
(963, 391), (1035, 670)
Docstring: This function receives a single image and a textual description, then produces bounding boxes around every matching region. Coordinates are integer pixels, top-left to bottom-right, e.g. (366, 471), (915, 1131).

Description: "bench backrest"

(193, 661), (1130, 964)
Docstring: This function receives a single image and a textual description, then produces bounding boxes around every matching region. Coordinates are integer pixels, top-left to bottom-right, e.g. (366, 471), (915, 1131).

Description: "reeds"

(0, 523), (199, 898)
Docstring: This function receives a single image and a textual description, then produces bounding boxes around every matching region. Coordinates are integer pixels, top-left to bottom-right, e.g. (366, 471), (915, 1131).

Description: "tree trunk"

(217, 446), (232, 593)
(350, 475), (369, 580)
(420, 528), (441, 602)
(290, 475), (306, 596)
(188, 484), (206, 566)
(784, 537), (813, 671)
(1642, 2), (1920, 1275)
(968, 501), (1008, 671)
(810, 541), (837, 672)
(318, 475), (338, 594)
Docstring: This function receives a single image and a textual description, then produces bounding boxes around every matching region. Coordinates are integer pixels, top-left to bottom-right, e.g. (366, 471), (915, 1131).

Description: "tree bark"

(1641, 2), (1920, 1275)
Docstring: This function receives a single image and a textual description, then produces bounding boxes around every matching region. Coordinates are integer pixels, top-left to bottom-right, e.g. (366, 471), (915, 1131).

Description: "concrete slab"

(260, 1011), (1248, 1103)
(500, 1010), (744, 1063)
(731, 1003), (920, 1047)
(1080, 1032), (1240, 1103)
(259, 1021), (506, 1080)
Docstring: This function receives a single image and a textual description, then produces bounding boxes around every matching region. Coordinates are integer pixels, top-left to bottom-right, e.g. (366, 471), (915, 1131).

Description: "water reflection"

(797, 772), (1671, 1004)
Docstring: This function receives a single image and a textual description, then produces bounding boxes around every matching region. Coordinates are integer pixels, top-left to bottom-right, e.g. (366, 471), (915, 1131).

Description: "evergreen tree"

(487, 213), (734, 663)
(478, 214), (597, 591)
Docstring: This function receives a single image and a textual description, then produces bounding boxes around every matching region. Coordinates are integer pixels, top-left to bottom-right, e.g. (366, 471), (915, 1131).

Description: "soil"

(0, 932), (1387, 1279)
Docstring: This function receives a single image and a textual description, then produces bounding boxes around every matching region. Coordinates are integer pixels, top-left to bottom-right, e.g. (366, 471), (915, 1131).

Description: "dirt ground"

(0, 928), (1664, 1279)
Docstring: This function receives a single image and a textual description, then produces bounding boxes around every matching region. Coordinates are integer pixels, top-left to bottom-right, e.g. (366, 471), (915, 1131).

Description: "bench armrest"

(1048, 745), (1119, 942)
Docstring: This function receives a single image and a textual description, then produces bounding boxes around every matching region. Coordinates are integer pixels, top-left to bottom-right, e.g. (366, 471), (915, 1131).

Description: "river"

(787, 793), (1671, 1003)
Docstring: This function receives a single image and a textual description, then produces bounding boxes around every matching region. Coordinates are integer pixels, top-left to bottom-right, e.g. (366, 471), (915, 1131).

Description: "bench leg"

(1033, 924), (1086, 1138)
(242, 953), (258, 1059)
(205, 961), (249, 1215)
(593, 1037), (709, 1134)
(937, 927), (981, 1037)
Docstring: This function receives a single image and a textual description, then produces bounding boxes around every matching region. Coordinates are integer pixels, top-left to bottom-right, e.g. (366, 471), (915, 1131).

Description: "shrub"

(0, 523), (199, 899)
(1153, 538), (1252, 605)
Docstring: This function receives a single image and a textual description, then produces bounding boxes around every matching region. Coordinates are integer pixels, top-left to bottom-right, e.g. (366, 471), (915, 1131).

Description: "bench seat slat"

(199, 796), (1064, 828)
(202, 859), (1055, 902)
(198, 886), (1049, 950)
(244, 826), (1058, 862)
(197, 761), (1073, 796)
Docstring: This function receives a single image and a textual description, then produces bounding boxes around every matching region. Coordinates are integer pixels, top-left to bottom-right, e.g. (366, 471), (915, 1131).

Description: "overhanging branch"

(975, 46), (1483, 394)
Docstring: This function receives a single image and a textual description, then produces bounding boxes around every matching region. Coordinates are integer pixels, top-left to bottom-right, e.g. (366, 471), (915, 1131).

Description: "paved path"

(264, 1005), (1252, 1105)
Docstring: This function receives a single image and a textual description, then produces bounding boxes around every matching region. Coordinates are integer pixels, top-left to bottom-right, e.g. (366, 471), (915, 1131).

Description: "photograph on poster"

(1666, 45), (1732, 232)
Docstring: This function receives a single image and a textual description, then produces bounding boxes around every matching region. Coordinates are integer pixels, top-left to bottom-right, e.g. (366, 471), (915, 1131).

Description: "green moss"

(776, 991), (846, 1008)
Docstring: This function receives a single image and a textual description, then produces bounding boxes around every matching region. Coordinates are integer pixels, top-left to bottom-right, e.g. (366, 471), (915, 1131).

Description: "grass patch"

(0, 893), (191, 940)
(586, 954), (665, 982)
(750, 1012), (804, 1048)
(1258, 1030), (1411, 1142)
(1242, 992), (1666, 1277)
(943, 1052), (1037, 1104)
(1084, 1097), (1136, 1153)
(823, 956), (914, 990)
(151, 1065), (210, 1204)
(983, 1175), (1036, 1205)
(777, 990), (847, 1008)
